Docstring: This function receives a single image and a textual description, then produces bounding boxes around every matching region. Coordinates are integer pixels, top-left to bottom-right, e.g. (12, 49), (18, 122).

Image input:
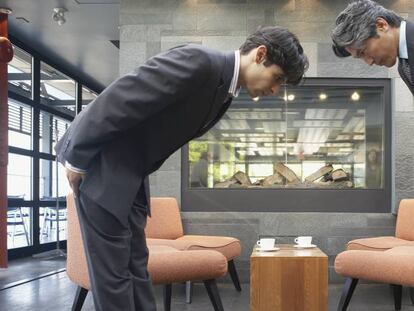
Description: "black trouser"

(75, 188), (156, 311)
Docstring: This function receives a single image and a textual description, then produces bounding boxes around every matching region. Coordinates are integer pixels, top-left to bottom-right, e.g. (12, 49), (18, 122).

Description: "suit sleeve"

(62, 46), (211, 170)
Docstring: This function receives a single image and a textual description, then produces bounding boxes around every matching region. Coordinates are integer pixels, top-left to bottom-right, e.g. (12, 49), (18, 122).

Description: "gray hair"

(331, 0), (402, 57)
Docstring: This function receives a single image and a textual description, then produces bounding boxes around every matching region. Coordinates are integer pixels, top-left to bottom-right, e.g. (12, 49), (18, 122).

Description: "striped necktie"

(399, 58), (413, 85)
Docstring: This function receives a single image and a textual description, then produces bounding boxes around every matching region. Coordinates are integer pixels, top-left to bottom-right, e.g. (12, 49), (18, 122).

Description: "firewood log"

(262, 172), (284, 187)
(331, 169), (349, 181)
(214, 178), (238, 188)
(305, 164), (333, 182)
(233, 171), (252, 185)
(274, 163), (300, 183)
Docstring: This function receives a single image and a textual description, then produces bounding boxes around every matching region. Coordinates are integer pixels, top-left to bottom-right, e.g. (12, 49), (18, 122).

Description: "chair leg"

(337, 278), (358, 311)
(410, 287), (414, 305)
(185, 280), (192, 304)
(163, 284), (172, 311)
(391, 284), (402, 311)
(228, 260), (241, 291)
(71, 286), (88, 311)
(203, 279), (224, 311)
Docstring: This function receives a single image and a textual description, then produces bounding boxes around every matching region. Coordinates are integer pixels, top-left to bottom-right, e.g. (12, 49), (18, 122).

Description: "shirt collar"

(399, 20), (408, 59)
(228, 50), (241, 97)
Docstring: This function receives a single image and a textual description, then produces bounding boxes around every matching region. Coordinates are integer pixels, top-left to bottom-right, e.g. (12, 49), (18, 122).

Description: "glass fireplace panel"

(188, 84), (384, 189)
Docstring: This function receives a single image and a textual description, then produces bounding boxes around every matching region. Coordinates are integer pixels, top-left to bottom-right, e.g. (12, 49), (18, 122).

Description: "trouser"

(74, 187), (157, 311)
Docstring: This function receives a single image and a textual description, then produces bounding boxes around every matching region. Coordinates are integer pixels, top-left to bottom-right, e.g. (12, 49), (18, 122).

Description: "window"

(8, 100), (32, 150)
(6, 41), (99, 257)
(188, 86), (384, 189)
(39, 111), (70, 155)
(7, 154), (32, 200)
(40, 62), (76, 117)
(7, 206), (33, 249)
(39, 206), (67, 245)
(8, 46), (32, 99)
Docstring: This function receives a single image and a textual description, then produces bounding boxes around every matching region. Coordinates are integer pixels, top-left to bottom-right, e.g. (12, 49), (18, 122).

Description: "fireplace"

(181, 78), (392, 213)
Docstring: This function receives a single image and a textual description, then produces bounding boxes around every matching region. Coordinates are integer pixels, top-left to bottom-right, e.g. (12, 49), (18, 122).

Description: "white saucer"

(294, 244), (317, 249)
(257, 247), (280, 252)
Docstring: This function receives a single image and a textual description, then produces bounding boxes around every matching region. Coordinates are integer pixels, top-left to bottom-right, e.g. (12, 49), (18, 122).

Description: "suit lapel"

(405, 21), (414, 90)
(196, 51), (235, 137)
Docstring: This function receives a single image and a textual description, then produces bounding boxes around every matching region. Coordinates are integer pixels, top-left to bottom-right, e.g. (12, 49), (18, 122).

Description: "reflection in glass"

(8, 154), (32, 199)
(8, 46), (32, 99)
(82, 86), (98, 110)
(40, 62), (76, 116)
(39, 207), (67, 244)
(189, 86), (384, 189)
(39, 111), (70, 155)
(7, 207), (32, 249)
(8, 100), (32, 150)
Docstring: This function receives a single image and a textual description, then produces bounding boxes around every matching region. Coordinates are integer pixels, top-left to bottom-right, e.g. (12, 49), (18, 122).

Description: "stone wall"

(120, 0), (414, 282)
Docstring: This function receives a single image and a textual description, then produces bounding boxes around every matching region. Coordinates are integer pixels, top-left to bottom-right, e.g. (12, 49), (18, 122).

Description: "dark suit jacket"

(55, 44), (235, 225)
(401, 21), (414, 94)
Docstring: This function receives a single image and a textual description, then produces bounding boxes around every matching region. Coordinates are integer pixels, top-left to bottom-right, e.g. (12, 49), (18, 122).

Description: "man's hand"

(66, 168), (85, 198)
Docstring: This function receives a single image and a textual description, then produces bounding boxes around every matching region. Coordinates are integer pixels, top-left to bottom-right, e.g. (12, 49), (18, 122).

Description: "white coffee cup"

(294, 236), (312, 246)
(256, 238), (275, 250)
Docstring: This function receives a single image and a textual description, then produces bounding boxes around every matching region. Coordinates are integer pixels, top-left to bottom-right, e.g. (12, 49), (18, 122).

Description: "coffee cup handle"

(256, 240), (261, 246)
(294, 238), (298, 244)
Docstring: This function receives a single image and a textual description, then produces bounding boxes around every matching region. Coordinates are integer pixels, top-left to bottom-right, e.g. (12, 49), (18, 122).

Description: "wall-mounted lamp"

(52, 8), (67, 26)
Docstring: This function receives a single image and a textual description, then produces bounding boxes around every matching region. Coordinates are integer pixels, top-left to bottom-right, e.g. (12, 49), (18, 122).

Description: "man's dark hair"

(331, 0), (403, 58)
(240, 26), (308, 85)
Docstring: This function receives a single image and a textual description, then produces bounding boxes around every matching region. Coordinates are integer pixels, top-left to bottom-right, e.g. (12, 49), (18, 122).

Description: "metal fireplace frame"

(181, 78), (392, 213)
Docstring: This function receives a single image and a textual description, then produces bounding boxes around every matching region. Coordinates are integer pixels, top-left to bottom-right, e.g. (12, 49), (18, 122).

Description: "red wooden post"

(0, 7), (13, 269)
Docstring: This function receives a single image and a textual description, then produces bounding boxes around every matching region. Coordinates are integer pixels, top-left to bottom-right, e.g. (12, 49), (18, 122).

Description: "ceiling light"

(52, 8), (67, 26)
(319, 93), (327, 100)
(0, 8), (12, 15)
(283, 94), (295, 101)
(252, 97), (260, 102)
(351, 92), (360, 101)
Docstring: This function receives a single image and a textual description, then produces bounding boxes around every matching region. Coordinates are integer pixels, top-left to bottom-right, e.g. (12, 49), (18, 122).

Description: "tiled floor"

(0, 257), (414, 310)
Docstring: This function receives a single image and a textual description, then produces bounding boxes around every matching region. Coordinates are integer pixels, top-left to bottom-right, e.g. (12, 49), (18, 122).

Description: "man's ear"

(255, 45), (267, 64)
(376, 17), (390, 32)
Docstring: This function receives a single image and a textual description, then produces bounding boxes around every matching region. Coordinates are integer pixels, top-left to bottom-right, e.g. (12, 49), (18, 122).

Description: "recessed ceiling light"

(351, 92), (360, 101)
(252, 97), (260, 102)
(287, 94), (295, 101)
(319, 93), (327, 100)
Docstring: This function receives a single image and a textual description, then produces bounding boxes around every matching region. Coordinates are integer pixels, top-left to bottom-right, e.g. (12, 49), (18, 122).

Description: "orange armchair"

(335, 199), (414, 310)
(145, 197), (242, 302)
(347, 199), (414, 251)
(66, 194), (228, 311)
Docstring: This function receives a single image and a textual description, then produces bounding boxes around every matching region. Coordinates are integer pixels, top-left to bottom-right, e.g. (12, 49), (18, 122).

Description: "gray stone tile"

(119, 41), (147, 75)
(172, 9), (197, 31)
(202, 36), (246, 51)
(146, 41), (161, 58)
(160, 36), (203, 52)
(301, 42), (317, 77)
(157, 150), (181, 171)
(366, 214), (396, 227)
(120, 25), (147, 42)
(318, 61), (389, 78)
(394, 78), (414, 112)
(327, 236), (355, 255)
(149, 170), (181, 201)
(332, 227), (395, 237)
(196, 5), (247, 32)
(120, 13), (173, 25)
(279, 21), (333, 43)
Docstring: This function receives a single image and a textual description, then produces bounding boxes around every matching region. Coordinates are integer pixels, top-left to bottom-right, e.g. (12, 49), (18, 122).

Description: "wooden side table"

(250, 244), (328, 311)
